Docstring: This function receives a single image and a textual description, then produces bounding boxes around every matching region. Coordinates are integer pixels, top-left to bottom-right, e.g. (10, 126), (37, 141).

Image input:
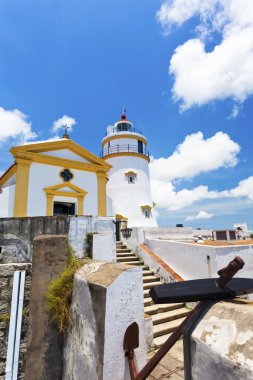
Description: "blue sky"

(0, 0), (253, 229)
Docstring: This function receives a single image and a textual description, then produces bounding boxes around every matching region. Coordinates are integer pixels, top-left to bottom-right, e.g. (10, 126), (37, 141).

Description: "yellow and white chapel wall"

(27, 162), (99, 217)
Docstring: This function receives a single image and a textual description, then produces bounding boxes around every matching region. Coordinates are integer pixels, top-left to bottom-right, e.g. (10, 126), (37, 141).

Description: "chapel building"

(0, 136), (112, 218)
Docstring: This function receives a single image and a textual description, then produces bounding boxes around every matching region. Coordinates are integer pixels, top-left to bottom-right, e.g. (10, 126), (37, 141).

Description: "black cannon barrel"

(150, 278), (253, 304)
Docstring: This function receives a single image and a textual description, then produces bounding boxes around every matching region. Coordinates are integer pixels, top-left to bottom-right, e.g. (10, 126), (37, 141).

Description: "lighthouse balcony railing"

(100, 144), (149, 158)
(105, 126), (143, 136)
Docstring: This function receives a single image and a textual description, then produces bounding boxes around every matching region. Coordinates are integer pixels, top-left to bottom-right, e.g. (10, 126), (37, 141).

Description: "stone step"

(153, 333), (172, 348)
(153, 317), (186, 338)
(116, 248), (132, 253)
(142, 270), (154, 277)
(120, 260), (144, 266)
(152, 308), (190, 326)
(141, 265), (149, 270)
(116, 241), (122, 244)
(144, 297), (153, 307)
(116, 256), (139, 263)
(116, 253), (134, 258)
(143, 281), (163, 290)
(143, 276), (160, 284)
(144, 303), (185, 316)
(143, 289), (151, 298)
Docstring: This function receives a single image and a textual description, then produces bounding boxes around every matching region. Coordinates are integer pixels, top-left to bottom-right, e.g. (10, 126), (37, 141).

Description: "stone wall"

(0, 263), (31, 380)
(0, 216), (69, 263)
(0, 215), (116, 262)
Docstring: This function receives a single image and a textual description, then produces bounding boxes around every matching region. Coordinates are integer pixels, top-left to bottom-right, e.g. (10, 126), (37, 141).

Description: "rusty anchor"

(123, 256), (253, 380)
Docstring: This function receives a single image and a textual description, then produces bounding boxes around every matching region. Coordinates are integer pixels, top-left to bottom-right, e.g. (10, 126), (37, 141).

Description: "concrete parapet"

(186, 300), (253, 380)
(25, 234), (68, 380)
(63, 262), (146, 380)
(92, 233), (116, 262)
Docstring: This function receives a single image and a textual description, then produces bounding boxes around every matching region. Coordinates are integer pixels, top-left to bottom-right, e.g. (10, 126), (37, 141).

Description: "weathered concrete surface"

(0, 216), (69, 263)
(0, 263), (31, 379)
(68, 216), (96, 258)
(63, 262), (146, 380)
(25, 235), (68, 380)
(92, 233), (116, 262)
(190, 300), (253, 380)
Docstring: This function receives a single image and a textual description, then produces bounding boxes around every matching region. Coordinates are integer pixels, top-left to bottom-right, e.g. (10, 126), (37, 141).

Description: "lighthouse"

(101, 112), (158, 227)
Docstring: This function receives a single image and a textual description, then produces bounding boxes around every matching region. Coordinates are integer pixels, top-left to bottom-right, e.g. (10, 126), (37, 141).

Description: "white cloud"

(157, 0), (253, 112)
(0, 107), (37, 143)
(151, 179), (226, 210)
(227, 104), (241, 119)
(150, 131), (240, 181)
(52, 115), (76, 135)
(149, 131), (253, 212)
(151, 175), (253, 212)
(185, 210), (213, 221)
(229, 176), (253, 200)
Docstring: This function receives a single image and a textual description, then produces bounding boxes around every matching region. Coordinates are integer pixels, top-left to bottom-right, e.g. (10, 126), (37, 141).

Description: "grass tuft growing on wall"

(46, 245), (86, 332)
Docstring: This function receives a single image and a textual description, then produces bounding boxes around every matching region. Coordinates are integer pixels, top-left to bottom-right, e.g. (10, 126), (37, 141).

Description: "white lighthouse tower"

(101, 111), (158, 227)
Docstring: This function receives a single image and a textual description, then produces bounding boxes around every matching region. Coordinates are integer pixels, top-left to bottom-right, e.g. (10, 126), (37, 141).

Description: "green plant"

(0, 313), (10, 322)
(250, 233), (253, 239)
(86, 232), (98, 258)
(46, 245), (85, 332)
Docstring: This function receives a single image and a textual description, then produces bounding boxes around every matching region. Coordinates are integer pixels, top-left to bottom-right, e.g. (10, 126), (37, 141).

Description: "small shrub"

(46, 245), (85, 332)
(86, 232), (98, 258)
(250, 234), (253, 239)
(0, 313), (10, 322)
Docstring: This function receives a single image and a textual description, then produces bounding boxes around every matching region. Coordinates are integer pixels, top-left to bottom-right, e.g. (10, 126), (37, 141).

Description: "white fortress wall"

(144, 238), (253, 282)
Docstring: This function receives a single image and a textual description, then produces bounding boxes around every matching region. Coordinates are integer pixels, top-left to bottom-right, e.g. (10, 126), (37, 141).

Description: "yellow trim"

(11, 150), (111, 173)
(102, 134), (147, 148)
(97, 172), (107, 216)
(46, 195), (54, 216)
(103, 152), (150, 163)
(78, 196), (84, 215)
(141, 205), (153, 210)
(0, 164), (17, 187)
(12, 138), (111, 169)
(44, 182), (87, 216)
(116, 214), (128, 221)
(125, 170), (137, 175)
(13, 159), (31, 217)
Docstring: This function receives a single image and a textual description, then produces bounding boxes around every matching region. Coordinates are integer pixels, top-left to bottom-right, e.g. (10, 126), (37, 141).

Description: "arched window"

(125, 170), (137, 184)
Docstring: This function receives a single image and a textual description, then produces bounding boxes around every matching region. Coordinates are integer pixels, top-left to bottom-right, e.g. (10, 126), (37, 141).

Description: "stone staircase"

(116, 241), (191, 347)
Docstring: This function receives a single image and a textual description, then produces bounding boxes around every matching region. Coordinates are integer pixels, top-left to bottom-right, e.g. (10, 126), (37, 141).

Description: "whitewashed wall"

(145, 238), (253, 281)
(43, 148), (90, 163)
(27, 162), (98, 216)
(106, 156), (157, 227)
(63, 262), (146, 380)
(0, 184), (15, 217)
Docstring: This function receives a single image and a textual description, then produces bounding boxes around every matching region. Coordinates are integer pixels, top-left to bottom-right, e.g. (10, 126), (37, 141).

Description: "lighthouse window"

(145, 210), (151, 218)
(126, 172), (137, 184)
(141, 205), (152, 218)
(117, 122), (131, 132)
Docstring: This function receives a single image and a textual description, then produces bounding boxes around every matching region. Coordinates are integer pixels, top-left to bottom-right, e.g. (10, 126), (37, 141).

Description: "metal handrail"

(105, 126), (143, 136)
(100, 144), (149, 158)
